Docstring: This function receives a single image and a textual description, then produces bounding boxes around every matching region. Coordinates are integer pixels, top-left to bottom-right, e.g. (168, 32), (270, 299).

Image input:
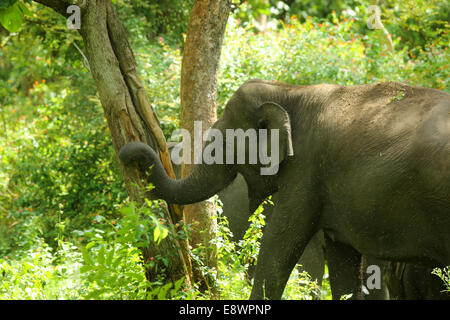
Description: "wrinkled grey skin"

(167, 148), (325, 297)
(219, 175), (326, 290)
(120, 80), (450, 300)
(171, 151), (446, 300)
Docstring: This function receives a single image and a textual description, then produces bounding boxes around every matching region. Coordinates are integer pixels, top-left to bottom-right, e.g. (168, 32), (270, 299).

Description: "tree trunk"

(33, 0), (193, 287)
(180, 0), (232, 296)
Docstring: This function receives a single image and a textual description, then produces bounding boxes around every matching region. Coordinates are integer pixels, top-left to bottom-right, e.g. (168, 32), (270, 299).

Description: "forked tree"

(19, 0), (233, 293)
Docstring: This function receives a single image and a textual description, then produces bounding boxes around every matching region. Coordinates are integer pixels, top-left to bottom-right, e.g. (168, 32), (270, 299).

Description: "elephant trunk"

(119, 141), (237, 204)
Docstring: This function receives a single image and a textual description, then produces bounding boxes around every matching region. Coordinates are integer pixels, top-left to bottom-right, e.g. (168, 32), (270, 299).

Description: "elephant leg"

(325, 234), (363, 300)
(247, 230), (325, 295)
(250, 187), (320, 300)
(388, 263), (450, 300)
(297, 231), (326, 299)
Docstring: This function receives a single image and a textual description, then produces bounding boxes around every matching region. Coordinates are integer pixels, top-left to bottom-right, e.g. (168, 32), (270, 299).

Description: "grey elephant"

(120, 79), (450, 300)
(385, 262), (449, 300)
(216, 173), (390, 299)
(167, 143), (326, 297)
(210, 170), (391, 299)
(195, 167), (445, 300)
(165, 150), (445, 300)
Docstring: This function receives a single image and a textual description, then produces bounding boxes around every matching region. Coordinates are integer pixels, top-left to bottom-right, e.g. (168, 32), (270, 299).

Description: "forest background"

(0, 0), (448, 299)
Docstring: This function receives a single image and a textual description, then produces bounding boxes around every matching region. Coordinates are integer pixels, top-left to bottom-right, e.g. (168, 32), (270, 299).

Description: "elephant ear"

(257, 101), (294, 165)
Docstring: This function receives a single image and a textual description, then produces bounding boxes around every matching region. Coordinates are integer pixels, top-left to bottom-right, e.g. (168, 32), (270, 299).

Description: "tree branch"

(32, 0), (87, 15)
(32, 0), (68, 15)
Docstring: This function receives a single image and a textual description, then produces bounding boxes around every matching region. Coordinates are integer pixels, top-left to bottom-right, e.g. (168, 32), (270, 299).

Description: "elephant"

(385, 262), (449, 300)
(216, 173), (392, 300)
(199, 167), (446, 300)
(119, 79), (450, 300)
(167, 142), (326, 298)
(164, 144), (446, 300)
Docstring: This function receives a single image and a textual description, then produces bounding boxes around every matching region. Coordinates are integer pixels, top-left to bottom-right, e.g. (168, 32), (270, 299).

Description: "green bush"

(3, 79), (127, 252)
(0, 200), (187, 300)
(0, 4), (127, 254)
(432, 267), (450, 294)
(114, 0), (194, 47)
(212, 197), (321, 299)
(218, 15), (448, 115)
(0, 241), (83, 299)
(1, 3), (448, 299)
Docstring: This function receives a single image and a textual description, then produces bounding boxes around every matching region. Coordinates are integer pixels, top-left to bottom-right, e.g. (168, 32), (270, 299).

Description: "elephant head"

(119, 98), (294, 212)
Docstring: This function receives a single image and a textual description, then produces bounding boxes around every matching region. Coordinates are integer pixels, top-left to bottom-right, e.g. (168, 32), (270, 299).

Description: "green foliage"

(0, 3), (128, 253)
(135, 41), (182, 138)
(0, 0), (448, 300)
(0, 0), (31, 32)
(75, 201), (189, 300)
(381, 0), (450, 53)
(272, 0), (355, 21)
(234, 0), (271, 22)
(2, 79), (127, 251)
(0, 201), (185, 300)
(0, 0), (20, 10)
(0, 241), (83, 299)
(432, 267), (450, 294)
(213, 200), (265, 299)
(114, 0), (193, 46)
(282, 269), (321, 300)
(212, 198), (322, 299)
(79, 241), (148, 300)
(236, 0), (449, 52)
(217, 14), (448, 116)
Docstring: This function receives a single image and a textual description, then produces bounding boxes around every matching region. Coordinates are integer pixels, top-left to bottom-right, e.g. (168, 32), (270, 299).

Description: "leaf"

(106, 246), (115, 266)
(97, 246), (105, 265)
(0, 2), (23, 32)
(81, 246), (93, 265)
(172, 277), (185, 293)
(157, 283), (172, 300)
(17, 2), (31, 16)
(86, 288), (108, 300)
(85, 241), (96, 250)
(80, 265), (92, 274)
(0, 0), (18, 10)
(153, 226), (161, 243)
(162, 227), (168, 240)
(153, 225), (169, 245)
(111, 256), (122, 269)
(119, 202), (135, 217)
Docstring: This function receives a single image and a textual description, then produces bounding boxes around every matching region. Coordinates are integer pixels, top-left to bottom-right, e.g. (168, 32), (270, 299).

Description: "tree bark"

(180, 0), (232, 296)
(33, 0), (192, 286)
